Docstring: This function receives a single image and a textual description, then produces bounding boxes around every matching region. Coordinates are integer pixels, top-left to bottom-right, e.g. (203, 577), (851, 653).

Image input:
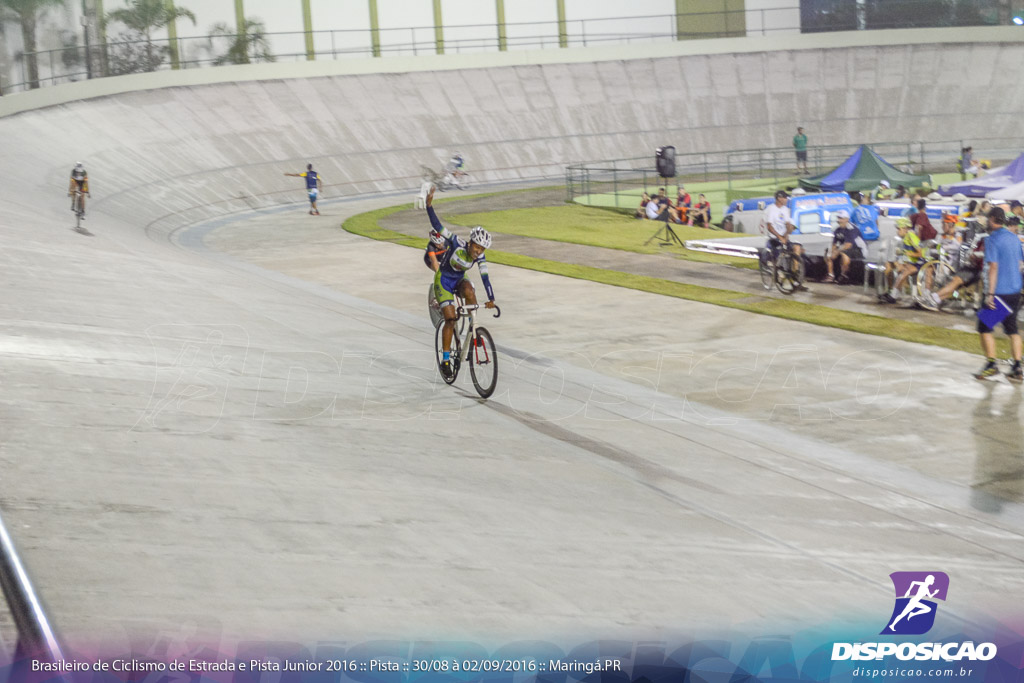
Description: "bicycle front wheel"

(759, 250), (774, 290)
(469, 326), (498, 398)
(434, 319), (462, 385)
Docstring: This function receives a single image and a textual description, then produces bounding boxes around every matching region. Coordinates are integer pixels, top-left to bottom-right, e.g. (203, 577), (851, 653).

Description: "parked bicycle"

(434, 303), (500, 398)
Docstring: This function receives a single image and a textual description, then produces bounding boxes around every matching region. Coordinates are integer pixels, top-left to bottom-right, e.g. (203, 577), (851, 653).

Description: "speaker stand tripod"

(644, 218), (685, 247)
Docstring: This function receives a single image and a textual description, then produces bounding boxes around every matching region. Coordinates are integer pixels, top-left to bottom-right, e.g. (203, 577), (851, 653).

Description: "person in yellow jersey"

(68, 161), (90, 217)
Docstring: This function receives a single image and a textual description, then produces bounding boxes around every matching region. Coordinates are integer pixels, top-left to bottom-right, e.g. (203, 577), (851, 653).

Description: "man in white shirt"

(762, 189), (803, 260)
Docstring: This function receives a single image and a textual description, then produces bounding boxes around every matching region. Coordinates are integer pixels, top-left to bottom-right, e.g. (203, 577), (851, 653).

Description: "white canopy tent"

(986, 179), (1024, 202)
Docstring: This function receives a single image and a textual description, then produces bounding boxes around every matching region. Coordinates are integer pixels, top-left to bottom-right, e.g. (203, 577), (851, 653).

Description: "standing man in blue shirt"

(974, 207), (1024, 382)
(285, 163), (323, 215)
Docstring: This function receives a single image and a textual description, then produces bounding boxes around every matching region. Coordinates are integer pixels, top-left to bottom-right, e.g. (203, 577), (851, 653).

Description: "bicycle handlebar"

(459, 304), (501, 318)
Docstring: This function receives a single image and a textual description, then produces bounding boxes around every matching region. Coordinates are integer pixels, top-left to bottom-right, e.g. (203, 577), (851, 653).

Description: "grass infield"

(448, 205), (757, 270)
(342, 197), (1004, 357)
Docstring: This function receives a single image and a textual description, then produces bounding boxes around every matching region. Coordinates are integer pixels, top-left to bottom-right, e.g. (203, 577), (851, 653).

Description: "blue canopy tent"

(939, 152), (1024, 197)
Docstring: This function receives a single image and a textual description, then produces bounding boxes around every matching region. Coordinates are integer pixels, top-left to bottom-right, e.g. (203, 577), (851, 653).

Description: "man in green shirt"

(793, 127), (808, 174)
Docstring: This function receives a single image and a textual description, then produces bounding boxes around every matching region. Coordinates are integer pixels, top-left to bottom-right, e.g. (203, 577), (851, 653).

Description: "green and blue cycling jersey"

(428, 205), (494, 303)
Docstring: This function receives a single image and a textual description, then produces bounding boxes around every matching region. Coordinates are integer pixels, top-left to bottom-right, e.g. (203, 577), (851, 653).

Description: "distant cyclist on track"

(425, 185), (496, 379)
(68, 161), (90, 218)
(284, 163), (322, 215)
(424, 228), (447, 272)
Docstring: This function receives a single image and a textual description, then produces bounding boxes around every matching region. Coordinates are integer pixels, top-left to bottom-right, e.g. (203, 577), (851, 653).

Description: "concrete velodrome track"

(1, 35), (1023, 650)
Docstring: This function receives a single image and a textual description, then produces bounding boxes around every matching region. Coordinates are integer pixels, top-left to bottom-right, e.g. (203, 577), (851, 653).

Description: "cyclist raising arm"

(68, 161), (90, 217)
(426, 185), (496, 378)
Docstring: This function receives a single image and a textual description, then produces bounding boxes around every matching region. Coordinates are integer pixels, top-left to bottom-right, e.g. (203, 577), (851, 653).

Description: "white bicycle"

(434, 303), (500, 398)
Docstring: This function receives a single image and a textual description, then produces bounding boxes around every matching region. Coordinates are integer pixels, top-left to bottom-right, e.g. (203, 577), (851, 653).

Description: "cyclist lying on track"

(425, 185), (497, 379)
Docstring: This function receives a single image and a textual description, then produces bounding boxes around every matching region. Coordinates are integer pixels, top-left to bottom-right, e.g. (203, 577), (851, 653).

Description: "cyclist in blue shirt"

(425, 186), (496, 379)
(285, 164), (323, 215)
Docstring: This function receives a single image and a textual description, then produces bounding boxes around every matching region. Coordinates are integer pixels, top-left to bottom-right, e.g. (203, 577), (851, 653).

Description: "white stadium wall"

(2, 26), (1024, 237)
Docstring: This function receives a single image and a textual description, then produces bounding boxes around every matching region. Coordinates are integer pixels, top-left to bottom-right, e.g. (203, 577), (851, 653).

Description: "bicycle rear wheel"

(915, 261), (955, 310)
(434, 319), (462, 384)
(759, 250), (774, 290)
(469, 326), (498, 398)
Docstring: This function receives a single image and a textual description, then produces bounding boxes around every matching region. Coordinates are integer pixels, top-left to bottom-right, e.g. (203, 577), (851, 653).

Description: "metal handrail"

(1, 6), (798, 94)
(0, 511), (64, 662)
(2, 0), (1014, 95)
(565, 138), (1024, 205)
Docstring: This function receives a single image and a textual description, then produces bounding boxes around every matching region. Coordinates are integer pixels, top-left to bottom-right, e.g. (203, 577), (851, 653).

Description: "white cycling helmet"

(74, 161), (83, 168)
(469, 226), (491, 249)
(429, 229), (445, 246)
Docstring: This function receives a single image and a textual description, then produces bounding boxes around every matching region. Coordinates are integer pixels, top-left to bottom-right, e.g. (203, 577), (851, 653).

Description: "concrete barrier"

(2, 28), (1024, 236)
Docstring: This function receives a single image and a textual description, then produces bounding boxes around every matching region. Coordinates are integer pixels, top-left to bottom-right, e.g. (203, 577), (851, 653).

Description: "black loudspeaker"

(656, 146), (676, 178)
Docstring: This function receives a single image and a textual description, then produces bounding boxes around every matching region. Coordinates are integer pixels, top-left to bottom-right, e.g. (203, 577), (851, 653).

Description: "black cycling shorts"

(831, 246), (862, 261)
(955, 268), (981, 287)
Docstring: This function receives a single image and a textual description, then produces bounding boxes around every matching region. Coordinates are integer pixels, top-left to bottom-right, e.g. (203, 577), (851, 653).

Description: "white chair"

(414, 181), (432, 209)
(863, 237), (894, 295)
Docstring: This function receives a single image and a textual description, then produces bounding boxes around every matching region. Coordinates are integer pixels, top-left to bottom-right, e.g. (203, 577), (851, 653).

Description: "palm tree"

(210, 18), (274, 66)
(106, 0), (195, 72)
(0, 0), (67, 89)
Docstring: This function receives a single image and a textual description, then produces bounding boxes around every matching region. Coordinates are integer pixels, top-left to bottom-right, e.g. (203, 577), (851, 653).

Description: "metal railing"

(566, 138), (1024, 206)
(2, 7), (793, 94)
(0, 510), (64, 668)
(3, 0), (1013, 95)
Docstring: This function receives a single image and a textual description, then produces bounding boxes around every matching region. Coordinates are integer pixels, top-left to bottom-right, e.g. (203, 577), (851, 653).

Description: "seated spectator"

(880, 218), (924, 304)
(675, 186), (692, 224)
(938, 214), (962, 268)
(893, 184), (908, 199)
(645, 187), (678, 222)
(691, 194), (712, 228)
(978, 200), (992, 217)
(871, 180), (890, 201)
(825, 210), (862, 284)
(929, 224), (988, 308)
(1008, 199), (1024, 224)
(911, 198), (937, 241)
(635, 192), (651, 219)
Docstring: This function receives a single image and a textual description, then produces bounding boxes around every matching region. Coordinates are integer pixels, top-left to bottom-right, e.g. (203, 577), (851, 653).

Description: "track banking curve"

(1, 35), (1023, 649)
